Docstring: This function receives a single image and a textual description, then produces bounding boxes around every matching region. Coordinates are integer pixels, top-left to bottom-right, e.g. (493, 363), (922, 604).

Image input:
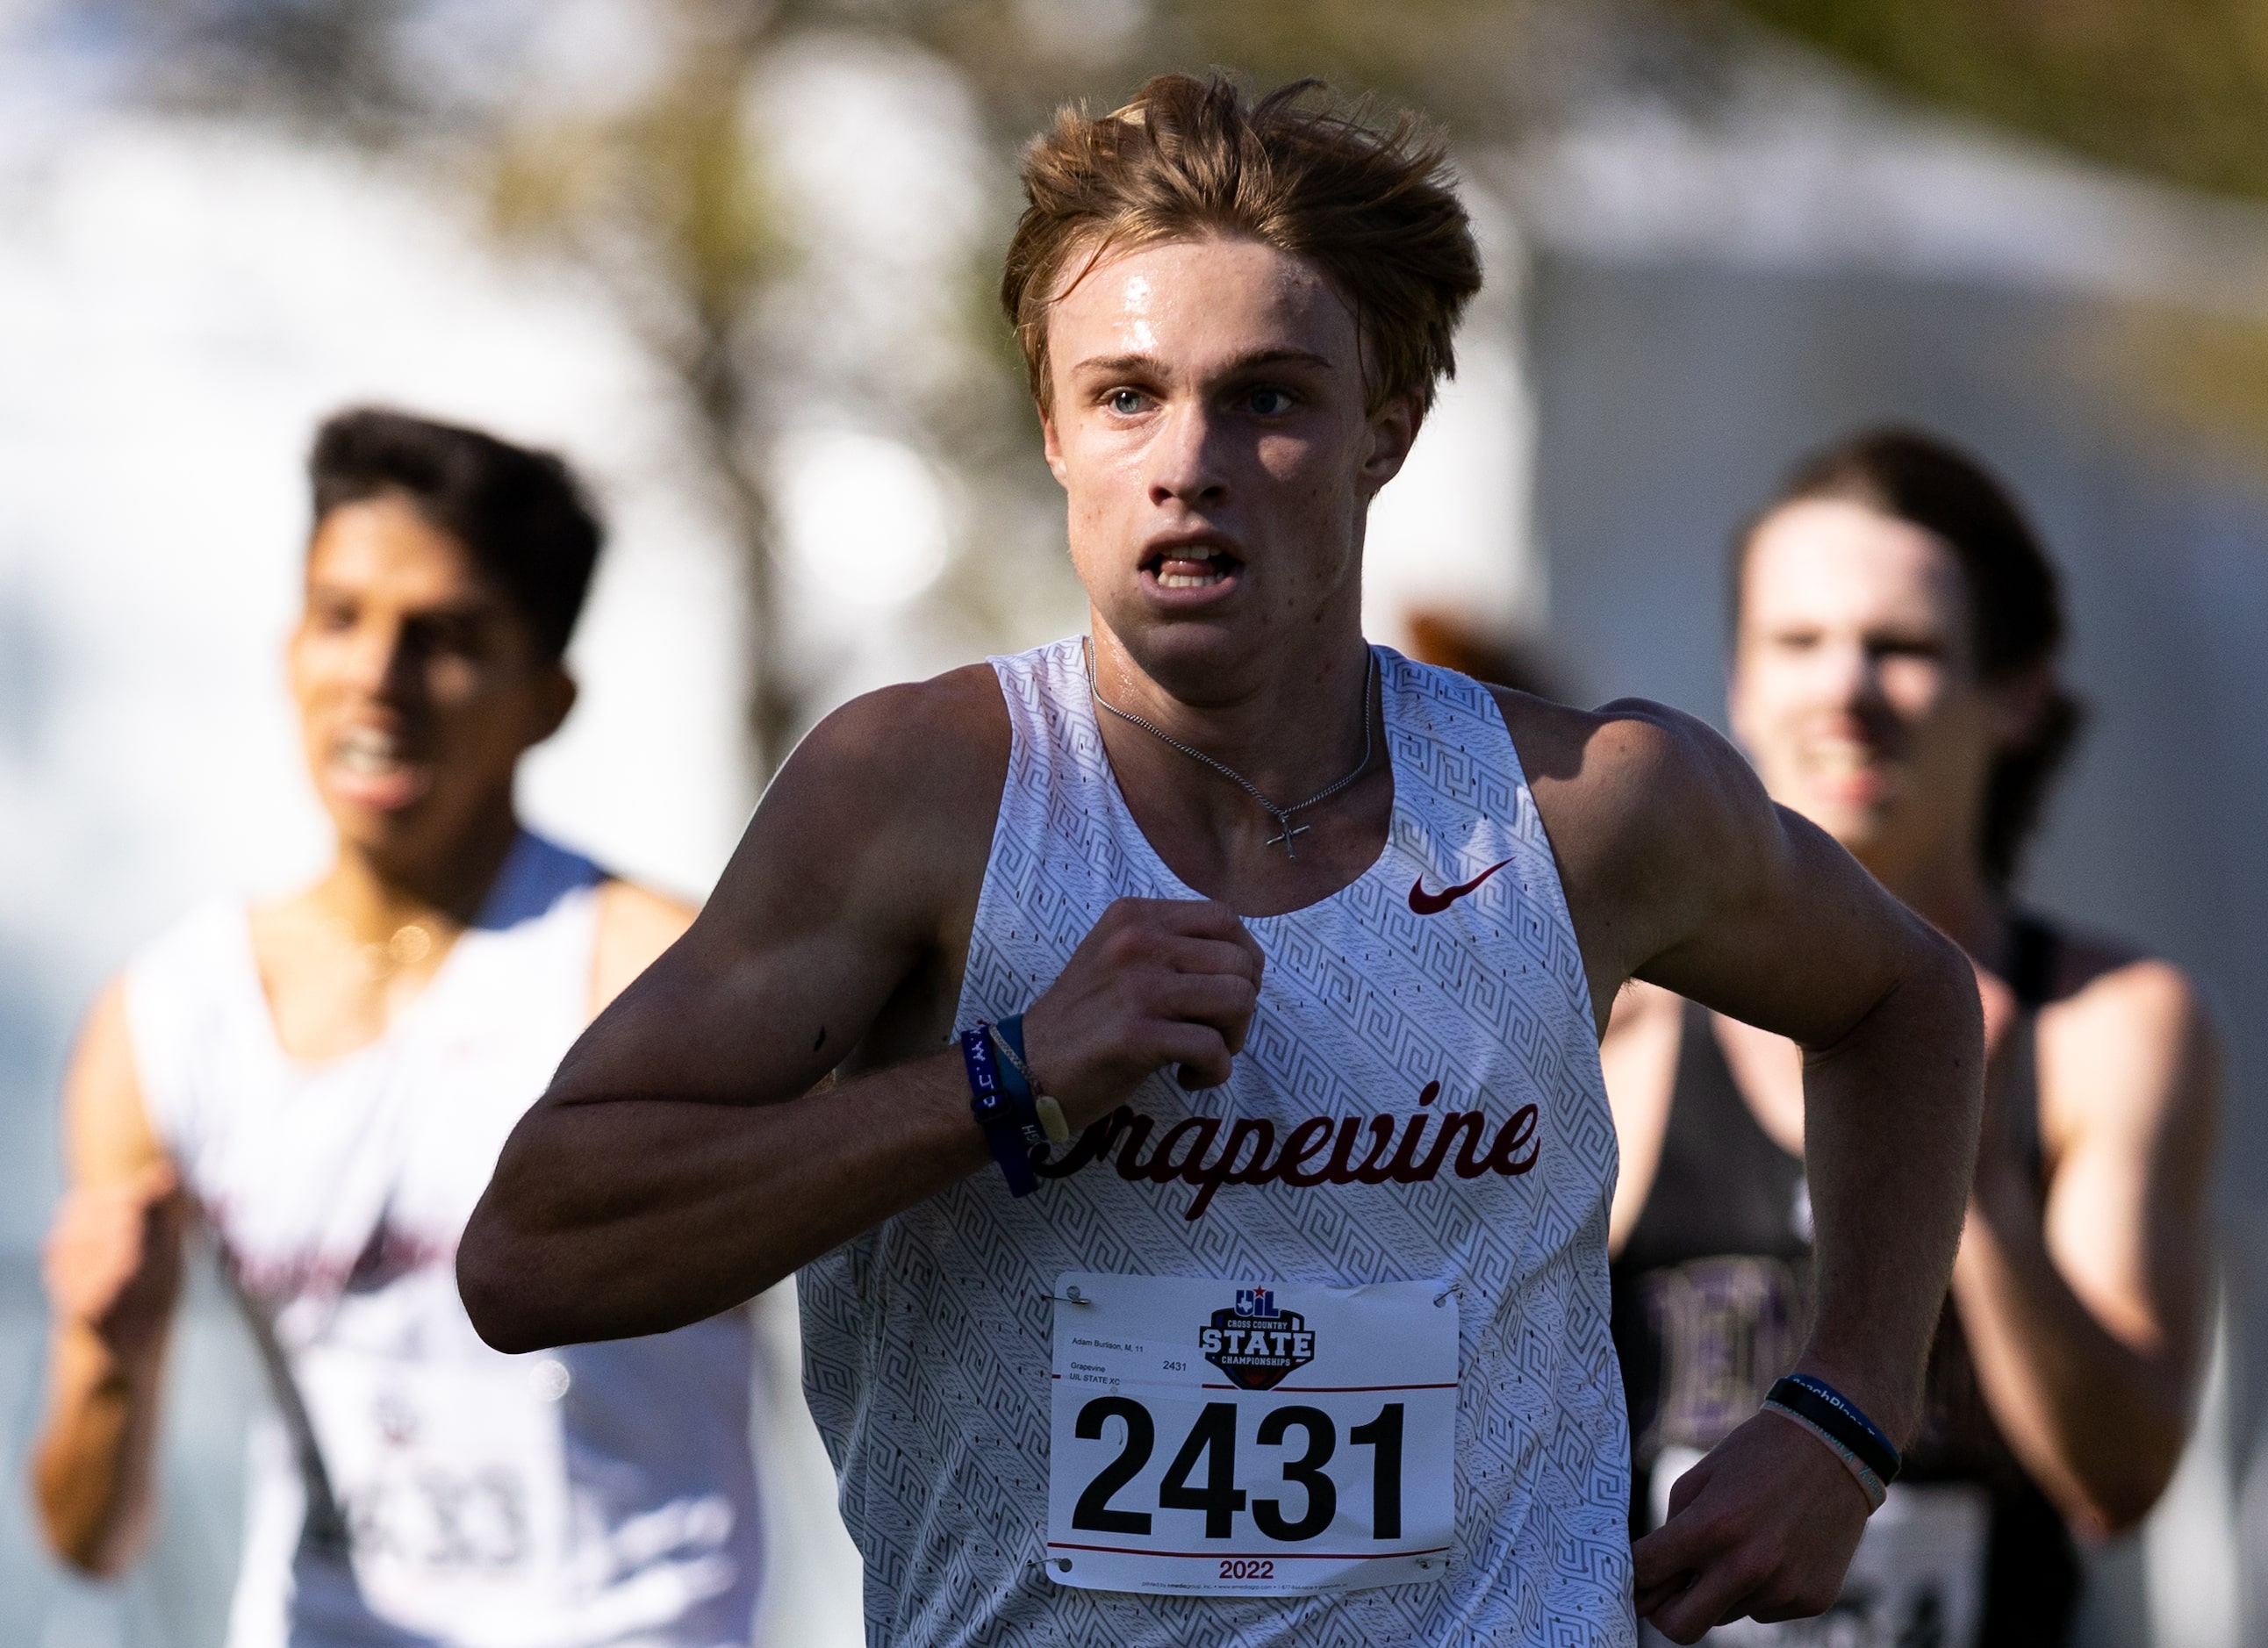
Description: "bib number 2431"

(1045, 1273), (1457, 1597)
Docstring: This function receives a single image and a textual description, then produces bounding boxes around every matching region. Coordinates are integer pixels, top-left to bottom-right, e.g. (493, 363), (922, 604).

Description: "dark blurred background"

(4, 3), (2265, 1642)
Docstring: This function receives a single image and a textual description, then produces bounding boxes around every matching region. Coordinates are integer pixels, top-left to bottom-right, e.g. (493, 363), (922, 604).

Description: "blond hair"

(1001, 73), (1482, 412)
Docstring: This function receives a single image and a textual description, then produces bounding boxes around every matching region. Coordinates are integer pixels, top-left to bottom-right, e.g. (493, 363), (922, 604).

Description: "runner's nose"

(1815, 635), (1881, 713)
(1145, 399), (1229, 511)
(332, 612), (406, 702)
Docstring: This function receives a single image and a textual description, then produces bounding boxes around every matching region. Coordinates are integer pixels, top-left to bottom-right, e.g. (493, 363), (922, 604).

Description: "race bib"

(1045, 1272), (1458, 1597)
(1651, 1444), (1990, 1647)
(300, 1343), (574, 1641)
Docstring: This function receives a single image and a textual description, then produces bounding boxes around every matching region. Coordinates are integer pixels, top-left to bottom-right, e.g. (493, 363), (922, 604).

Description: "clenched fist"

(1632, 1402), (1872, 1641)
(1020, 898), (1266, 1127)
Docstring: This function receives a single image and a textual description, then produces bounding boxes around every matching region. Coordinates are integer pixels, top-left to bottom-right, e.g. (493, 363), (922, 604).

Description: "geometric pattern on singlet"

(800, 639), (1634, 1646)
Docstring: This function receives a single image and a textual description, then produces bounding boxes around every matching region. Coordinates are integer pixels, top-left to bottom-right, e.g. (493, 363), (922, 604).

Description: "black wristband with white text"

(1764, 1374), (1900, 1512)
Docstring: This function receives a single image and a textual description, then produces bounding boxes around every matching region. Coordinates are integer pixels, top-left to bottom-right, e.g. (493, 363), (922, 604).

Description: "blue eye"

(1108, 389), (1145, 415)
(1247, 388), (1294, 415)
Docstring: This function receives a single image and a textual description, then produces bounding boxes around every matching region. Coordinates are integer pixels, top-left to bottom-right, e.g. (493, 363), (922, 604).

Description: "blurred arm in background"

(31, 980), (184, 1575)
(1956, 943), (2220, 1535)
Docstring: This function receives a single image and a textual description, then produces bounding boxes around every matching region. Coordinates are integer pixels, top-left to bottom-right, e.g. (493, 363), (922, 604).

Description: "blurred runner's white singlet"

(124, 833), (763, 1648)
(800, 639), (1633, 1647)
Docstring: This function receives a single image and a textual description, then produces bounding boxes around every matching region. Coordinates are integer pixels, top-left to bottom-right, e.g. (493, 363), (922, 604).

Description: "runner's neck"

(1084, 624), (1390, 913)
(1871, 846), (2004, 965)
(1086, 620), (1376, 819)
(326, 798), (523, 935)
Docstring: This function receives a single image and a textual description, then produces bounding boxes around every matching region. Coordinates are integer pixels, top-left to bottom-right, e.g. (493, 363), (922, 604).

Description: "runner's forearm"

(32, 1320), (169, 1573)
(1797, 930), (1982, 1444)
(462, 1048), (990, 1351)
(1949, 1202), (2188, 1533)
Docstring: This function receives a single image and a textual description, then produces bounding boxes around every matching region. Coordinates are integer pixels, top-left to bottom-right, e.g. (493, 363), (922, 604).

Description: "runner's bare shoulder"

(704, 663), (1012, 948)
(2029, 921), (2219, 1153)
(61, 978), (167, 1185)
(1486, 689), (1776, 901)
(2028, 921), (2217, 1081)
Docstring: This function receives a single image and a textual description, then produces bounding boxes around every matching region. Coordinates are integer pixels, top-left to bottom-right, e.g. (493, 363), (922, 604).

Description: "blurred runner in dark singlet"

(1600, 426), (2221, 1645)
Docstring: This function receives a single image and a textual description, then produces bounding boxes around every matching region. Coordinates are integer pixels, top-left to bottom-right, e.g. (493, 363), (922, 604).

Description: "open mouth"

(1801, 738), (1898, 806)
(1141, 542), (1244, 593)
(324, 724), (433, 812)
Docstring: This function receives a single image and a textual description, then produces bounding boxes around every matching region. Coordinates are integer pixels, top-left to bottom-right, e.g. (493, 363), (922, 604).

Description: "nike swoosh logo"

(1408, 856), (1515, 915)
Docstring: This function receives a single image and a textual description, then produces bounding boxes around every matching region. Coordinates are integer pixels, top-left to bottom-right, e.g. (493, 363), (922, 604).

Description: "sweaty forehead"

(1045, 236), (1359, 376)
(1740, 499), (1972, 642)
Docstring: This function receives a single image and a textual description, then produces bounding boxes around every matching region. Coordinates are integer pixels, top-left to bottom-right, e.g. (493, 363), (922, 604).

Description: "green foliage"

(2069, 301), (2268, 476)
(1725, 0), (2268, 201)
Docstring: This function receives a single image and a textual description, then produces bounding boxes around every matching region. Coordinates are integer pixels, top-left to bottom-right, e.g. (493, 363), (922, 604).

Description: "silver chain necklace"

(1083, 638), (1376, 859)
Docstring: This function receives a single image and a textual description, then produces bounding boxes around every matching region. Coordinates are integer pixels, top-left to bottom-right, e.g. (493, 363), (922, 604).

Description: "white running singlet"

(125, 833), (763, 1648)
(800, 640), (1633, 1646)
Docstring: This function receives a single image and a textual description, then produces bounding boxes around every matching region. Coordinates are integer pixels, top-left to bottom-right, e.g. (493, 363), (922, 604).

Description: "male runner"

(33, 409), (764, 1646)
(460, 77), (1984, 1645)
(1602, 428), (2220, 1644)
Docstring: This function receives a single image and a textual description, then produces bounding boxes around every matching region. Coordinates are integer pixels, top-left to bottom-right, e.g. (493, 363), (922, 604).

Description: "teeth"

(1810, 744), (1877, 775)
(334, 727), (405, 773)
(1152, 545), (1231, 590)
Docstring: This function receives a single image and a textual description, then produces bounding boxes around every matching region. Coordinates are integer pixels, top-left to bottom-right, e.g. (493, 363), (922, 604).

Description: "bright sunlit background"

(4, 2), (2267, 1644)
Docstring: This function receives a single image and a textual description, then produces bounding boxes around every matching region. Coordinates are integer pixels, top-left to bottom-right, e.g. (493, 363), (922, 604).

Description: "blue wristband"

(961, 1023), (1041, 1197)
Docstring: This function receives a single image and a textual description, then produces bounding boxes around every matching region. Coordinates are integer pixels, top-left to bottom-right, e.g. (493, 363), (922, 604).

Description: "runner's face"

(290, 493), (571, 863)
(1730, 499), (2008, 882)
(1040, 236), (1418, 699)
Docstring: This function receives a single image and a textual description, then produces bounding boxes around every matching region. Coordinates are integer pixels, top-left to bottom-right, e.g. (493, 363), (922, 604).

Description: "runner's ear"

(1040, 406), (1070, 490)
(1357, 391), (1423, 498)
(527, 665), (577, 749)
(1987, 661), (2055, 751)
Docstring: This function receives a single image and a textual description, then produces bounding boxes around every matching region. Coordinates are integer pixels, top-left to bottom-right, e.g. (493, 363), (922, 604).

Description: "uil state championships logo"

(1200, 1286), (1317, 1391)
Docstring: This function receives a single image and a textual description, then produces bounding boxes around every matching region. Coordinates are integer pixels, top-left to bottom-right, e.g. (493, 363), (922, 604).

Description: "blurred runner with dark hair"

(32, 408), (765, 1648)
(1602, 426), (2221, 1646)
(462, 75), (1985, 1645)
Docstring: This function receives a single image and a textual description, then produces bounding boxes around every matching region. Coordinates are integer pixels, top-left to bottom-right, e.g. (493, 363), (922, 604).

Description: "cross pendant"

(1266, 820), (1310, 857)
